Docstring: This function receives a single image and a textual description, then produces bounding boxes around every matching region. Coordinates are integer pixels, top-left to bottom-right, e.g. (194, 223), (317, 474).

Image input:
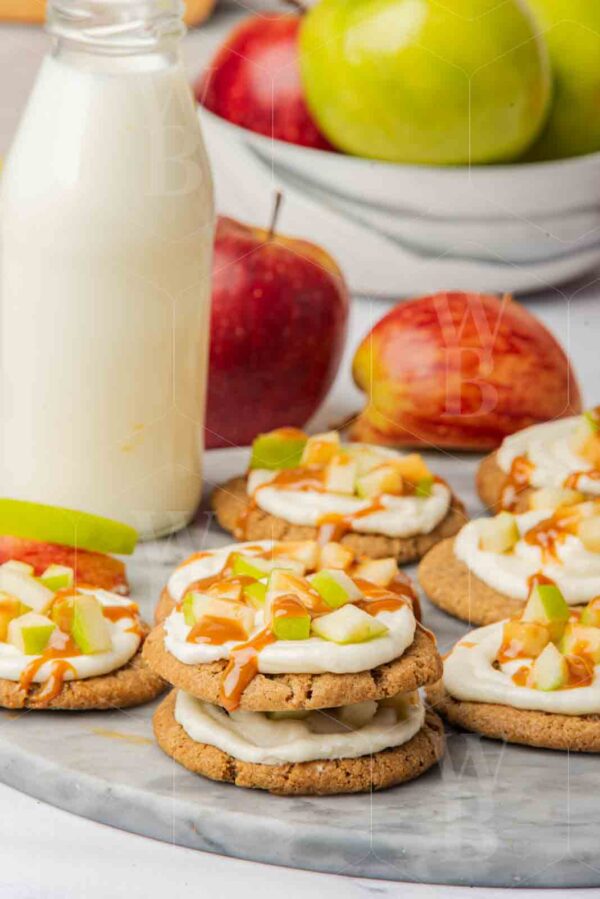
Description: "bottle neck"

(47, 0), (186, 56)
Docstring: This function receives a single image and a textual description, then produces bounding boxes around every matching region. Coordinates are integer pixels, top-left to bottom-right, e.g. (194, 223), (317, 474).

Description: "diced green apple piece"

(182, 592), (255, 634)
(530, 642), (569, 691)
(580, 597), (600, 628)
(529, 487), (584, 511)
(522, 583), (570, 641)
(479, 512), (519, 553)
(8, 612), (56, 655)
(249, 428), (308, 471)
(352, 557), (397, 587)
(346, 446), (388, 476)
(415, 476), (435, 498)
(318, 542), (355, 571)
(0, 499), (137, 555)
(394, 453), (433, 483)
(206, 578), (243, 602)
(265, 569), (319, 613)
(578, 517), (600, 553)
(300, 431), (340, 466)
(310, 569), (362, 609)
(38, 564), (74, 593)
(336, 700), (378, 729)
(51, 595), (75, 634)
(271, 597), (311, 641)
(355, 464), (403, 499)
(0, 593), (23, 642)
(273, 541), (319, 569)
(231, 554), (304, 579)
(71, 595), (112, 654)
(243, 581), (267, 610)
(1, 560), (35, 576)
(324, 453), (357, 495)
(560, 623), (600, 663)
(311, 604), (388, 644)
(0, 568), (53, 614)
(501, 619), (550, 659)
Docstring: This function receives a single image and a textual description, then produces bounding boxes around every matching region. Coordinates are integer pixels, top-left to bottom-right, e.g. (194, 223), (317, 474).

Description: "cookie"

(418, 537), (523, 626)
(143, 624), (442, 712)
(0, 645), (166, 711)
(427, 680), (600, 752)
(476, 452), (532, 513)
(211, 476), (467, 564)
(153, 690), (445, 795)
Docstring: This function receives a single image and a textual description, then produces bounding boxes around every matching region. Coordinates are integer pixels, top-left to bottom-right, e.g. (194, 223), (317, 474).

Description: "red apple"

(351, 292), (582, 450)
(197, 14), (334, 150)
(205, 215), (349, 448)
(0, 536), (129, 594)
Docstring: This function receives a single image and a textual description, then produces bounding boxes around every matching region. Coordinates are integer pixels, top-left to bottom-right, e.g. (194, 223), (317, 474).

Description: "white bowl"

(199, 107), (600, 297)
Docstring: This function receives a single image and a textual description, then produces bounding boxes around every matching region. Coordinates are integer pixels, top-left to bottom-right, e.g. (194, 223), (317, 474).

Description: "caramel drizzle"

(19, 642), (80, 704)
(564, 470), (600, 490)
(501, 454), (534, 511)
(219, 629), (276, 712)
(523, 508), (579, 563)
(511, 655), (595, 690)
(187, 615), (249, 646)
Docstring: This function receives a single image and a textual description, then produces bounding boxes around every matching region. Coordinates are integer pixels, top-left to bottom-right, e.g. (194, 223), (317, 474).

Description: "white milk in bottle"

(1, 0), (214, 539)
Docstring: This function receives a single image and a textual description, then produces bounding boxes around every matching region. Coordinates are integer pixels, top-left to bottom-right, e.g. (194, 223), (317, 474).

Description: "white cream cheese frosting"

(167, 540), (276, 602)
(0, 590), (141, 683)
(443, 622), (600, 716)
(246, 444), (452, 537)
(454, 510), (600, 603)
(497, 417), (600, 496)
(175, 689), (425, 764)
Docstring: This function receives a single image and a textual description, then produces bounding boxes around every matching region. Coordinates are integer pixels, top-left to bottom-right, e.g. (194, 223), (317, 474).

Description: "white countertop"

(1, 7), (600, 898)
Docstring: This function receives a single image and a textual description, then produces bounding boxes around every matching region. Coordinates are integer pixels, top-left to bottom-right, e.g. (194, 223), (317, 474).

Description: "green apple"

(346, 445), (387, 475)
(300, 431), (340, 466)
(274, 541), (319, 569)
(311, 604), (388, 643)
(530, 642), (569, 690)
(299, 0), (551, 165)
(0, 567), (53, 613)
(271, 597), (311, 641)
(356, 463), (403, 499)
(529, 487), (584, 511)
(525, 0), (600, 159)
(479, 512), (520, 553)
(182, 591), (255, 634)
(336, 700), (378, 729)
(38, 564), (74, 593)
(580, 598), (600, 628)
(0, 499), (137, 555)
(522, 583), (570, 640)
(50, 594), (75, 634)
(71, 596), (112, 654)
(8, 612), (56, 655)
(394, 454), (432, 483)
(353, 557), (397, 587)
(243, 581), (267, 610)
(578, 517), (600, 554)
(1, 560), (34, 576)
(324, 453), (357, 495)
(0, 593), (23, 642)
(415, 476), (434, 498)
(249, 428), (307, 470)
(265, 569), (319, 613)
(310, 569), (363, 609)
(231, 554), (304, 579)
(318, 542), (355, 571)
(501, 619), (550, 658)
(561, 623), (600, 663)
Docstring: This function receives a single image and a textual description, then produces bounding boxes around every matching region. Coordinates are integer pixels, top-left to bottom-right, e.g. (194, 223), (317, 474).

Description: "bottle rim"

(47, 0), (186, 53)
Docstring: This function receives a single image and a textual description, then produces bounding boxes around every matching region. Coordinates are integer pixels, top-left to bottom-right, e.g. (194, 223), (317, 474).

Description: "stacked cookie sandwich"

(144, 538), (445, 795)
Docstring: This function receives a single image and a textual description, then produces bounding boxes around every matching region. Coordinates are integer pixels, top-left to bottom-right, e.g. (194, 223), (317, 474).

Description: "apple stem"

(267, 191), (283, 242)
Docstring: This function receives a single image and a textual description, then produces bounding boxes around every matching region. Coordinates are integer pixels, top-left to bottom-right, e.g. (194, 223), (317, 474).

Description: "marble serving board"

(1, 448), (598, 889)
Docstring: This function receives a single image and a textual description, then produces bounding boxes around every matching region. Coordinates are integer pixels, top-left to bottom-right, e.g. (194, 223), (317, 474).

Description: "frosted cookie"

(153, 689), (444, 795)
(428, 584), (600, 752)
(144, 539), (442, 712)
(211, 428), (466, 564)
(419, 501), (600, 625)
(0, 560), (164, 709)
(477, 409), (600, 512)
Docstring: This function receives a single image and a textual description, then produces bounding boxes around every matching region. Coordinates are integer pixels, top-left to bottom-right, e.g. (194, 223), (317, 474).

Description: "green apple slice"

(271, 598), (311, 641)
(353, 557), (397, 587)
(0, 499), (137, 555)
(273, 541), (319, 569)
(346, 446), (387, 476)
(0, 567), (53, 613)
(0, 594), (24, 642)
(182, 591), (255, 634)
(300, 431), (340, 466)
(580, 597), (600, 628)
(310, 569), (362, 609)
(529, 487), (584, 511)
(530, 642), (569, 691)
(231, 554), (304, 579)
(522, 583), (570, 641)
(311, 604), (388, 644)
(579, 517), (600, 553)
(500, 619), (550, 659)
(243, 581), (267, 610)
(318, 542), (355, 571)
(71, 595), (112, 654)
(355, 464), (403, 499)
(249, 428), (308, 471)
(415, 476), (434, 498)
(479, 512), (519, 553)
(8, 612), (56, 655)
(324, 454), (357, 495)
(38, 564), (74, 593)
(1, 560), (34, 576)
(560, 623), (600, 663)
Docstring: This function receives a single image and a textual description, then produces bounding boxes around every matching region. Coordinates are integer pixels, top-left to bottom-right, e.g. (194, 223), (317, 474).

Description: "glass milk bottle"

(1, 0), (214, 539)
